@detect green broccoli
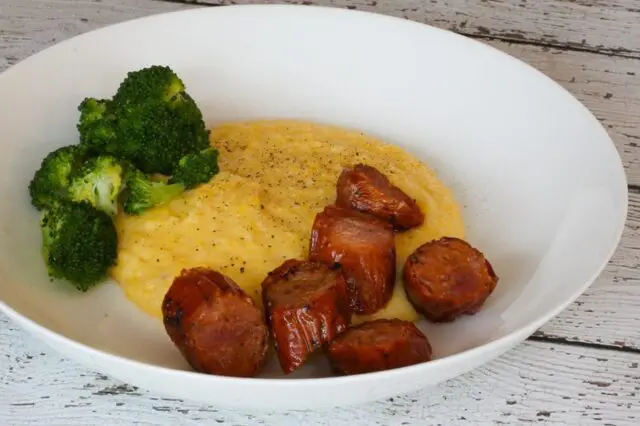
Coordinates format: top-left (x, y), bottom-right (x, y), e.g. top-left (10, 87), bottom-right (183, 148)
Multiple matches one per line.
top-left (77, 98), bottom-right (119, 154)
top-left (28, 145), bottom-right (86, 210)
top-left (169, 147), bottom-right (220, 189)
top-left (40, 200), bottom-right (118, 291)
top-left (122, 166), bottom-right (185, 215)
top-left (113, 65), bottom-right (187, 107)
top-left (78, 65), bottom-right (210, 175)
top-left (68, 156), bottom-right (125, 216)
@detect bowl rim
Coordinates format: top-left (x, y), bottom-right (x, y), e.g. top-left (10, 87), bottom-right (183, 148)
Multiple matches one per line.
top-left (0, 4), bottom-right (630, 386)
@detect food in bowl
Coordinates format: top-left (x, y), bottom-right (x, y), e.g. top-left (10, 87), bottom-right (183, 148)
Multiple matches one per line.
top-left (336, 164), bottom-right (425, 230)
top-left (26, 65), bottom-right (498, 379)
top-left (261, 259), bottom-right (352, 374)
top-left (403, 237), bottom-right (499, 322)
top-left (113, 118), bottom-right (466, 324)
top-left (326, 318), bottom-right (433, 375)
top-left (310, 204), bottom-right (396, 315)
top-left (28, 65), bottom-right (220, 290)
top-left (162, 267), bottom-right (269, 377)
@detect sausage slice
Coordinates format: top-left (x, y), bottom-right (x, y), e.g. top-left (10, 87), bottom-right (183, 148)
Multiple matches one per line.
top-left (336, 164), bottom-right (424, 230)
top-left (162, 267), bottom-right (269, 377)
top-left (261, 259), bottom-right (351, 374)
top-left (326, 319), bottom-right (432, 375)
top-left (309, 205), bottom-right (395, 315)
top-left (403, 237), bottom-right (498, 322)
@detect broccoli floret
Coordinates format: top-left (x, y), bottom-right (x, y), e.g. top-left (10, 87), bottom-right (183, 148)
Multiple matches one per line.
top-left (40, 200), bottom-right (118, 291)
top-left (68, 156), bottom-right (125, 216)
top-left (78, 66), bottom-right (210, 175)
top-left (77, 98), bottom-right (119, 154)
top-left (169, 148), bottom-right (220, 189)
top-left (123, 166), bottom-right (185, 215)
top-left (28, 145), bottom-right (86, 210)
top-left (113, 65), bottom-right (187, 107)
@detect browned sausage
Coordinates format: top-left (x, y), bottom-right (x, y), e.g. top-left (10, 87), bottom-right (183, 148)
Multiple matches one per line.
top-left (326, 319), bottom-right (432, 375)
top-left (336, 164), bottom-right (424, 230)
top-left (309, 204), bottom-right (395, 315)
top-left (403, 237), bottom-right (498, 323)
top-left (162, 267), bottom-right (269, 377)
top-left (261, 259), bottom-right (351, 374)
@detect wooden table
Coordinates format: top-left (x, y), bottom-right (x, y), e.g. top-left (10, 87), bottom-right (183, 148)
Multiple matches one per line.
top-left (1, 1), bottom-right (639, 424)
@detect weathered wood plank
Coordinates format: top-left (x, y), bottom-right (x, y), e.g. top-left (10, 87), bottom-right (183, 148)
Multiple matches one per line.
top-left (0, 0), bottom-right (194, 70)
top-left (1, 317), bottom-right (638, 425)
top-left (161, 0), bottom-right (640, 58)
top-left (2, 1), bottom-right (639, 186)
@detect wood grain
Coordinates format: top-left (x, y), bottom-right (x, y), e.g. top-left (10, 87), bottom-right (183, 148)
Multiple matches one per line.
top-left (1, 317), bottom-right (638, 425)
top-left (160, 0), bottom-right (640, 58)
top-left (0, 0), bottom-right (194, 70)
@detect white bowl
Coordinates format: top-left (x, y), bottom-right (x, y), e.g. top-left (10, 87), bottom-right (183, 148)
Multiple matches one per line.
top-left (0, 5), bottom-right (628, 410)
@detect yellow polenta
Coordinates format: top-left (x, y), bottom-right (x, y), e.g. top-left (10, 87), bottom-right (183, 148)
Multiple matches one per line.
top-left (110, 120), bottom-right (465, 323)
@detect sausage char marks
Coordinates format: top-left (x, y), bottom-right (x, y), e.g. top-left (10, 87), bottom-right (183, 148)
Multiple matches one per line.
top-left (336, 164), bottom-right (424, 231)
top-left (326, 318), bottom-right (432, 375)
top-left (261, 259), bottom-right (351, 374)
top-left (162, 267), bottom-right (269, 377)
top-left (309, 204), bottom-right (396, 315)
top-left (403, 237), bottom-right (498, 323)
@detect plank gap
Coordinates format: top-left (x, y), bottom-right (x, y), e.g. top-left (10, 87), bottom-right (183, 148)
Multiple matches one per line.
top-left (529, 334), bottom-right (640, 355)
top-left (152, 0), bottom-right (223, 6)
top-left (461, 32), bottom-right (640, 60)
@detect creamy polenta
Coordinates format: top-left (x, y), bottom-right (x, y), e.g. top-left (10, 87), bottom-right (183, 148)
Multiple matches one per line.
top-left (110, 120), bottom-right (465, 323)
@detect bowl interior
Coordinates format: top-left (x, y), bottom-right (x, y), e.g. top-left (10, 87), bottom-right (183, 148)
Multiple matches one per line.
top-left (0, 6), bottom-right (627, 378)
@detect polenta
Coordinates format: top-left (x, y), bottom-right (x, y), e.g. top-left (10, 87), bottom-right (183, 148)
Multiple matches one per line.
top-left (110, 120), bottom-right (465, 323)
